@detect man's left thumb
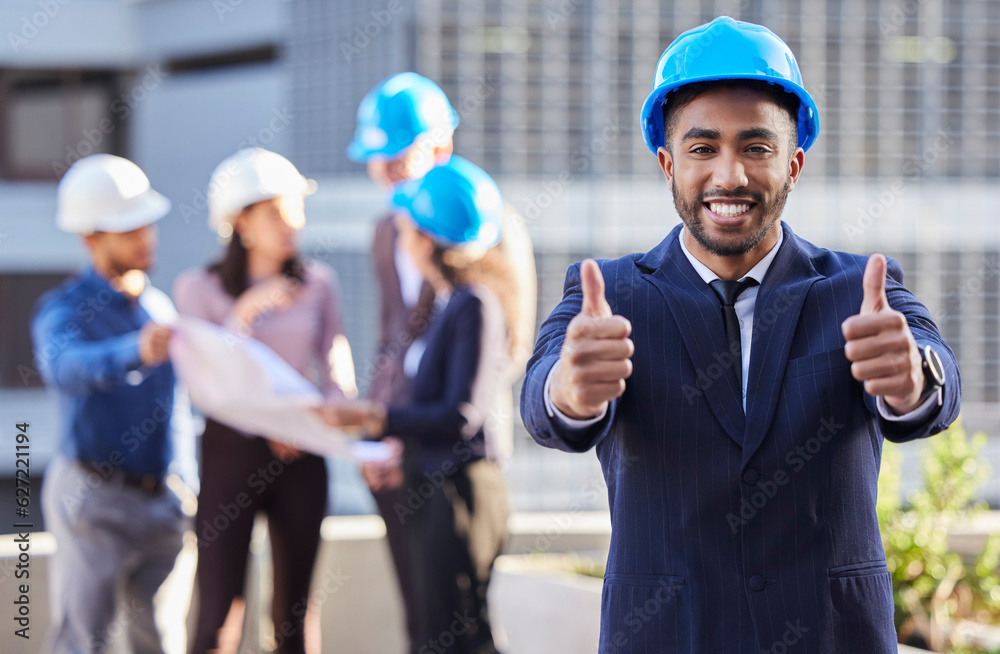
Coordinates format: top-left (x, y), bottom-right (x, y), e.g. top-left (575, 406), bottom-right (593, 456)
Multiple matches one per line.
top-left (861, 253), bottom-right (888, 314)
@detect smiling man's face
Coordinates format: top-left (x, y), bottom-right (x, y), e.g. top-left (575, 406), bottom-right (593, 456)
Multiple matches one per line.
top-left (658, 85), bottom-right (804, 271)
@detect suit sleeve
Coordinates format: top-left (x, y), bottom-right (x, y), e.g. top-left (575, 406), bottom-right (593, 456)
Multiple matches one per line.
top-left (870, 257), bottom-right (961, 443)
top-left (519, 261), bottom-right (618, 453)
top-left (384, 293), bottom-right (493, 444)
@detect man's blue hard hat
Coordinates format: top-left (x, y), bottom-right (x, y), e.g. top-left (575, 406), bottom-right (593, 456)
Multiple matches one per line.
top-left (389, 156), bottom-right (503, 250)
top-left (640, 16), bottom-right (820, 154)
top-left (348, 72), bottom-right (460, 162)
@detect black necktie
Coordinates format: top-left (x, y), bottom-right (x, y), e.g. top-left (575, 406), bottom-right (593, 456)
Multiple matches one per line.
top-left (709, 277), bottom-right (760, 397)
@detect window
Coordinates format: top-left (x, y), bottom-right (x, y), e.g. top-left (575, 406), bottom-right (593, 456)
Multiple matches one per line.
top-left (0, 273), bottom-right (72, 388)
top-left (0, 70), bottom-right (125, 181)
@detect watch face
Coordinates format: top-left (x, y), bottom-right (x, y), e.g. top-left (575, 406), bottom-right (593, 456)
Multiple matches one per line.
top-left (924, 345), bottom-right (946, 386)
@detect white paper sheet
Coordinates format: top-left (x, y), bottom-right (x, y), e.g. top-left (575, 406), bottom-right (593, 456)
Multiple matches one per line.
top-left (169, 316), bottom-right (392, 462)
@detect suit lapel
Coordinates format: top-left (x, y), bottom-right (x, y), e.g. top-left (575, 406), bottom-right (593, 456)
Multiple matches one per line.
top-left (635, 222), bottom-right (824, 453)
top-left (740, 222), bottom-right (824, 465)
top-left (637, 224), bottom-right (747, 446)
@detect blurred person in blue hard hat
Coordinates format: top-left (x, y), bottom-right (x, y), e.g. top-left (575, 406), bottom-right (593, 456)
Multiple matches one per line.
top-left (347, 71), bottom-right (535, 650)
top-left (32, 154), bottom-right (193, 654)
top-left (316, 157), bottom-right (512, 654)
top-left (173, 147), bottom-right (356, 654)
top-left (519, 16), bottom-right (960, 652)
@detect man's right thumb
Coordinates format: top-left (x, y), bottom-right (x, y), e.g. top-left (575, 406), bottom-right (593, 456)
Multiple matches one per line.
top-left (580, 259), bottom-right (612, 318)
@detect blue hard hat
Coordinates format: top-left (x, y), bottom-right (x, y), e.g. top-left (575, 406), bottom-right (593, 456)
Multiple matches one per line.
top-left (347, 72), bottom-right (460, 162)
top-left (389, 156), bottom-right (503, 250)
top-left (640, 16), bottom-right (820, 154)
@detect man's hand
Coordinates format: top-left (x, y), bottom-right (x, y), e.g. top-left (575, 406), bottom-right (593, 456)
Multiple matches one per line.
top-left (550, 259), bottom-right (634, 420)
top-left (138, 322), bottom-right (172, 366)
top-left (312, 401), bottom-right (387, 437)
top-left (267, 440), bottom-right (303, 462)
top-left (841, 253), bottom-right (925, 414)
top-left (361, 436), bottom-right (404, 492)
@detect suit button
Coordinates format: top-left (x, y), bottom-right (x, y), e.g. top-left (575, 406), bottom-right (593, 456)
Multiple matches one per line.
top-left (742, 468), bottom-right (759, 485)
top-left (749, 575), bottom-right (766, 592)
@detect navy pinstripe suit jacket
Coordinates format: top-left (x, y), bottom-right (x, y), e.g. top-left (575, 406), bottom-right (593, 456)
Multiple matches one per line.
top-left (520, 221), bottom-right (961, 653)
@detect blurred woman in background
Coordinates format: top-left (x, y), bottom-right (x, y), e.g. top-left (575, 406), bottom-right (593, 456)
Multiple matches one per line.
top-left (174, 147), bottom-right (355, 654)
top-left (316, 156), bottom-right (513, 654)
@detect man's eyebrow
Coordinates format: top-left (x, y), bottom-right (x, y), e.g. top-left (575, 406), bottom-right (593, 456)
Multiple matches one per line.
top-left (680, 127), bottom-right (721, 142)
top-left (736, 127), bottom-right (780, 142)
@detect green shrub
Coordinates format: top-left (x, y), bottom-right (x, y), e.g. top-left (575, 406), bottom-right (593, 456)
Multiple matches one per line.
top-left (879, 419), bottom-right (1000, 652)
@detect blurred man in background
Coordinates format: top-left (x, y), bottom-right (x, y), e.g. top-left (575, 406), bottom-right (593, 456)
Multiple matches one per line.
top-left (348, 72), bottom-right (536, 651)
top-left (33, 154), bottom-right (190, 654)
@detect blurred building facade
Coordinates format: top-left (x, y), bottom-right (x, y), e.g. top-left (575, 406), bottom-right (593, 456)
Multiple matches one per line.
top-left (1, 0), bottom-right (999, 504)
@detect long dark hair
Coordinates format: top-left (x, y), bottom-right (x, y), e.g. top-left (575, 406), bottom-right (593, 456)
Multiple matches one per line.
top-left (431, 242), bottom-right (522, 359)
top-left (208, 228), bottom-right (305, 298)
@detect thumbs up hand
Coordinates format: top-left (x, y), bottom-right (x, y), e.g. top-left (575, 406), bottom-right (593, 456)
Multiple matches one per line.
top-left (841, 254), bottom-right (925, 414)
top-left (550, 259), bottom-right (635, 420)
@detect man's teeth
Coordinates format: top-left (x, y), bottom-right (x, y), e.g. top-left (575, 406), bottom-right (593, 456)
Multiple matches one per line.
top-left (709, 202), bottom-right (750, 217)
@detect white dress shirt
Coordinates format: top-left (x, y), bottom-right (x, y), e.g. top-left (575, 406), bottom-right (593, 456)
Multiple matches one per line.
top-left (544, 227), bottom-right (939, 427)
top-left (395, 242), bottom-right (425, 309)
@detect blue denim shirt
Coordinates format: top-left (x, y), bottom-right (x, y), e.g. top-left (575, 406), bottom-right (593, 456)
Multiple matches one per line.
top-left (31, 267), bottom-right (175, 476)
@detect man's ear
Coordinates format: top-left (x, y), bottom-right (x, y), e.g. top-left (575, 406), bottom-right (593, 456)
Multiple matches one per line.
top-left (82, 233), bottom-right (99, 253)
top-left (787, 147), bottom-right (805, 191)
top-left (657, 146), bottom-right (674, 187)
top-left (416, 229), bottom-right (436, 255)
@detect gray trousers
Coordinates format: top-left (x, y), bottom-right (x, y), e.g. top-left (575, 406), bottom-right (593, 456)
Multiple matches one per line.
top-left (41, 456), bottom-right (188, 654)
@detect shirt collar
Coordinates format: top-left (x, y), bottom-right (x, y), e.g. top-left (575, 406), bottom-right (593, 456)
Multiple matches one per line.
top-left (434, 286), bottom-right (453, 311)
top-left (78, 266), bottom-right (133, 307)
top-left (678, 224), bottom-right (784, 285)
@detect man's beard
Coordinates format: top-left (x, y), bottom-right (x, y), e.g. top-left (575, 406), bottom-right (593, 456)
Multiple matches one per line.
top-left (107, 253), bottom-right (150, 276)
top-left (672, 178), bottom-right (790, 257)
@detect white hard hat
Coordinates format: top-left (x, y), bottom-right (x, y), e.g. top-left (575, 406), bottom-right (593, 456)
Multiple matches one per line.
top-left (57, 154), bottom-right (171, 235)
top-left (207, 147), bottom-right (317, 237)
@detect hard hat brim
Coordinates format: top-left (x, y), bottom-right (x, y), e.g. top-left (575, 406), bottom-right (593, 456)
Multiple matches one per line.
top-left (346, 138), bottom-right (409, 164)
top-left (207, 175), bottom-right (317, 234)
top-left (387, 157), bottom-right (503, 251)
top-left (347, 102), bottom-right (460, 164)
top-left (640, 74), bottom-right (820, 154)
top-left (63, 188), bottom-right (171, 234)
